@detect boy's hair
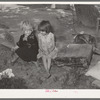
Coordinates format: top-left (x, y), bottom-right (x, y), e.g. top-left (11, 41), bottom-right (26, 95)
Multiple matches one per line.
top-left (20, 20), bottom-right (34, 31)
top-left (38, 20), bottom-right (54, 34)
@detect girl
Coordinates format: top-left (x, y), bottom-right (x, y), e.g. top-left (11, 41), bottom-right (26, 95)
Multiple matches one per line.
top-left (37, 20), bottom-right (58, 78)
top-left (10, 20), bottom-right (39, 68)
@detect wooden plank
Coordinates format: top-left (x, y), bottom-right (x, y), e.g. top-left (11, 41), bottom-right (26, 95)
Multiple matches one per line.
top-left (55, 44), bottom-right (93, 68)
top-left (63, 44), bottom-right (93, 57)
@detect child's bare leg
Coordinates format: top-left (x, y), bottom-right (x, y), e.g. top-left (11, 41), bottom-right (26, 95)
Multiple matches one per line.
top-left (42, 56), bottom-right (48, 72)
top-left (34, 61), bottom-right (38, 66)
top-left (33, 61), bottom-right (40, 70)
top-left (11, 53), bottom-right (19, 63)
top-left (47, 57), bottom-right (51, 74)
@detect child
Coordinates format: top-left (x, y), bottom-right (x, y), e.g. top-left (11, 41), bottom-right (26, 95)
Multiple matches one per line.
top-left (10, 20), bottom-right (39, 68)
top-left (37, 20), bottom-right (58, 78)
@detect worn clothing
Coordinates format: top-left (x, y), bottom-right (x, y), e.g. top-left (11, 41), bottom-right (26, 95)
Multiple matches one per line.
top-left (15, 31), bottom-right (39, 62)
top-left (37, 32), bottom-right (58, 59)
top-left (38, 32), bottom-right (54, 51)
top-left (37, 47), bottom-right (58, 59)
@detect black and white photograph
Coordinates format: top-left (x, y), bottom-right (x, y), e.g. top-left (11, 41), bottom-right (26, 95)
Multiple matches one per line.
top-left (0, 2), bottom-right (100, 92)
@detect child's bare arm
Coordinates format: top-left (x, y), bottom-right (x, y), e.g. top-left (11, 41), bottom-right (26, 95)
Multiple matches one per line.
top-left (37, 34), bottom-right (46, 54)
top-left (48, 35), bottom-right (55, 54)
top-left (39, 39), bottom-right (43, 51)
top-left (39, 38), bottom-right (48, 55)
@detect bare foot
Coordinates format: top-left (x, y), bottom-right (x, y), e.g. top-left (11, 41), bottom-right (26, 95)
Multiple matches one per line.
top-left (45, 72), bottom-right (51, 79)
top-left (40, 74), bottom-right (51, 81)
top-left (8, 56), bottom-right (19, 66)
top-left (32, 61), bottom-right (41, 71)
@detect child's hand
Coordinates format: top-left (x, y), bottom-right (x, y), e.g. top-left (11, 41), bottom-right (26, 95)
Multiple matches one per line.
top-left (44, 50), bottom-right (49, 55)
top-left (42, 51), bottom-right (47, 55)
top-left (40, 49), bottom-right (48, 55)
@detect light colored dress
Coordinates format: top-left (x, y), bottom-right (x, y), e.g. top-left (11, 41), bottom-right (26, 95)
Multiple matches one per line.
top-left (37, 32), bottom-right (58, 59)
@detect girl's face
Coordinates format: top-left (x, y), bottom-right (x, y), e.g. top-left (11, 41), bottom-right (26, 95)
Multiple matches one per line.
top-left (40, 31), bottom-right (47, 36)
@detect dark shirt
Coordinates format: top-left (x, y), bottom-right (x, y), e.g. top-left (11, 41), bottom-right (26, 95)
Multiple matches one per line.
top-left (17, 31), bottom-right (38, 49)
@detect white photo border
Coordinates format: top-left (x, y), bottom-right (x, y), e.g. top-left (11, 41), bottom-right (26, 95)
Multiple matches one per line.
top-left (0, 1), bottom-right (100, 98)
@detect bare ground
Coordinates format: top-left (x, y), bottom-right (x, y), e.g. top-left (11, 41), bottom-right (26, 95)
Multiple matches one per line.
top-left (0, 5), bottom-right (100, 89)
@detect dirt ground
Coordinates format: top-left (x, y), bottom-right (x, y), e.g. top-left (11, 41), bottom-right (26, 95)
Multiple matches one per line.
top-left (0, 4), bottom-right (100, 89)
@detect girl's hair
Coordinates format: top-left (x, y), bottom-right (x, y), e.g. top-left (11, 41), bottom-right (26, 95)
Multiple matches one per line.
top-left (20, 20), bottom-right (35, 32)
top-left (38, 20), bottom-right (54, 34)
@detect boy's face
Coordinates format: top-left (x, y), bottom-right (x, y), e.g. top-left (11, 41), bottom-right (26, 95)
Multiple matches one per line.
top-left (24, 29), bottom-right (32, 36)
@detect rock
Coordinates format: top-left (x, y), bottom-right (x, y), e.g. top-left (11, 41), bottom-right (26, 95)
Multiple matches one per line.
top-left (92, 80), bottom-right (100, 87)
top-left (51, 4), bottom-right (56, 9)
